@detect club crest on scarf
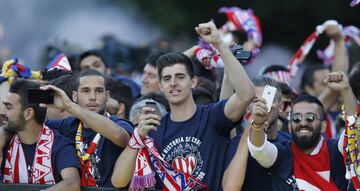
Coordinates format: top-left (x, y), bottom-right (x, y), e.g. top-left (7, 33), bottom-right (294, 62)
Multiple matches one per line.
top-left (162, 137), bottom-right (204, 180)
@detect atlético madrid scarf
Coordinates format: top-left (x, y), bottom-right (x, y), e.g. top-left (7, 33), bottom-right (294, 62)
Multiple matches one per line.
top-left (128, 128), bottom-right (207, 191)
top-left (194, 7), bottom-right (262, 70)
top-left (288, 20), bottom-right (360, 77)
top-left (3, 125), bottom-right (55, 184)
top-left (291, 139), bottom-right (339, 191)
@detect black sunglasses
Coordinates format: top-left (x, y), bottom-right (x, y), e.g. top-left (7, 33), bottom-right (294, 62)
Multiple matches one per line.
top-left (291, 113), bottom-right (321, 123)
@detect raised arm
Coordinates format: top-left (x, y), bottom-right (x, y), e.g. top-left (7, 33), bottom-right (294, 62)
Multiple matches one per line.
top-left (195, 22), bottom-right (255, 122)
top-left (318, 24), bottom-right (349, 112)
top-left (222, 127), bottom-right (249, 191)
top-left (247, 97), bottom-right (278, 168)
top-left (323, 72), bottom-right (357, 115)
top-left (40, 85), bottom-right (130, 147)
top-left (325, 25), bottom-right (349, 74)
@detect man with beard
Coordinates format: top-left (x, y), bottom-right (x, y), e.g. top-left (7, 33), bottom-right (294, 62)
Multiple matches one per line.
top-left (0, 69), bottom-right (133, 188)
top-left (223, 76), bottom-right (291, 191)
top-left (0, 79), bottom-right (80, 190)
top-left (248, 71), bottom-right (358, 190)
top-left (43, 69), bottom-right (133, 188)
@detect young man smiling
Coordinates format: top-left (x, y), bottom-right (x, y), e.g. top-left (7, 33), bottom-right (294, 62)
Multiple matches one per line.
top-left (112, 21), bottom-right (255, 190)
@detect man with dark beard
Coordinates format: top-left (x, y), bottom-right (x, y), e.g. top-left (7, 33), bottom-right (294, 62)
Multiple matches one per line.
top-left (0, 69), bottom-right (133, 188)
top-left (0, 79), bottom-right (80, 190)
top-left (248, 71), bottom-right (358, 190)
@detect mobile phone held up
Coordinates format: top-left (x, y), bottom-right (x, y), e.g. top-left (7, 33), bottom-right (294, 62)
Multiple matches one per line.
top-left (230, 45), bottom-right (252, 61)
top-left (144, 101), bottom-right (160, 116)
top-left (27, 88), bottom-right (54, 104)
top-left (262, 85), bottom-right (276, 112)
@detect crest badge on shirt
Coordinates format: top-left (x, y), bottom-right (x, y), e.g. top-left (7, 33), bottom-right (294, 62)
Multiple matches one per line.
top-left (161, 136), bottom-right (205, 180)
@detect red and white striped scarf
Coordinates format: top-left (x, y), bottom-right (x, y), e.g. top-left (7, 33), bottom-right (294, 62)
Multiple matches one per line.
top-left (3, 125), bottom-right (55, 184)
top-left (128, 128), bottom-right (208, 191)
top-left (263, 70), bottom-right (292, 85)
top-left (194, 7), bottom-right (262, 70)
top-left (288, 20), bottom-right (360, 77)
top-left (291, 138), bottom-right (340, 191)
top-left (317, 26), bottom-right (360, 66)
top-left (218, 7), bottom-right (263, 48)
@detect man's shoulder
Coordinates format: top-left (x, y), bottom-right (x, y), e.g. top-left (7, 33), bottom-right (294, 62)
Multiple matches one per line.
top-left (46, 116), bottom-right (79, 128)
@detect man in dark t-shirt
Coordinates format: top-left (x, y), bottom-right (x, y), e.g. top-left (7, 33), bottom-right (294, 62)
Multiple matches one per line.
top-left (223, 76), bottom-right (292, 191)
top-left (249, 72), bottom-right (358, 190)
top-left (112, 21), bottom-right (255, 190)
top-left (43, 69), bottom-right (133, 187)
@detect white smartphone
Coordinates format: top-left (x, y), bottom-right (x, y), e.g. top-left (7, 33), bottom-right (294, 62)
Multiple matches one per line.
top-left (262, 85), bottom-right (277, 112)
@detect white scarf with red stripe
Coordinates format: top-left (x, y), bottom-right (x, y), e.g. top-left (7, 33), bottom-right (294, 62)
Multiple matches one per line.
top-left (128, 128), bottom-right (207, 191)
top-left (288, 20), bottom-right (360, 77)
top-left (3, 125), bottom-right (55, 184)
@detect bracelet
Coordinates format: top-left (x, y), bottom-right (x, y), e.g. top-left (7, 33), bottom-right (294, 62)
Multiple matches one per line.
top-left (250, 119), bottom-right (264, 131)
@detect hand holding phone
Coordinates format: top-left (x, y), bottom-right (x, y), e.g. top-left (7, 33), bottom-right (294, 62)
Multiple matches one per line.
top-left (262, 85), bottom-right (276, 112)
top-left (27, 88), bottom-right (54, 104)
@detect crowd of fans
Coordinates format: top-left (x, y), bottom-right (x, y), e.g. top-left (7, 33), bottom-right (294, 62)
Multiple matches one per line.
top-left (0, 4), bottom-right (359, 191)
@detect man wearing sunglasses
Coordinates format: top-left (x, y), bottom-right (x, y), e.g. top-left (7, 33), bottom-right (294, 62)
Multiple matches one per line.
top-left (248, 71), bottom-right (358, 190)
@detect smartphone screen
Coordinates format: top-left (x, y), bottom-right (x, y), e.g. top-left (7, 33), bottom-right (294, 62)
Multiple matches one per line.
top-left (27, 88), bottom-right (54, 104)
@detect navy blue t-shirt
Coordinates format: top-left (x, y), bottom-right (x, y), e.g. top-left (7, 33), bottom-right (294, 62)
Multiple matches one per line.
top-left (269, 139), bottom-right (348, 191)
top-left (149, 100), bottom-right (235, 191)
top-left (1, 130), bottom-right (80, 183)
top-left (225, 130), bottom-right (291, 191)
top-left (46, 115), bottom-right (133, 187)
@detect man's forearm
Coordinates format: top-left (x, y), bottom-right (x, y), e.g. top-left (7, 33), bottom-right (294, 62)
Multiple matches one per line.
top-left (249, 124), bottom-right (266, 147)
top-left (111, 147), bottom-right (138, 188)
top-left (46, 167), bottom-right (80, 191)
top-left (340, 87), bottom-right (357, 115)
top-left (332, 38), bottom-right (348, 74)
top-left (45, 179), bottom-right (80, 191)
top-left (67, 103), bottom-right (130, 147)
top-left (247, 136), bottom-right (278, 168)
top-left (222, 128), bottom-right (249, 191)
top-left (219, 71), bottom-right (234, 100)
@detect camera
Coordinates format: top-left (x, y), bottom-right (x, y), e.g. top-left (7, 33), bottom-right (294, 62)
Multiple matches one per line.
top-left (230, 45), bottom-right (252, 61)
top-left (27, 88), bottom-right (54, 104)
